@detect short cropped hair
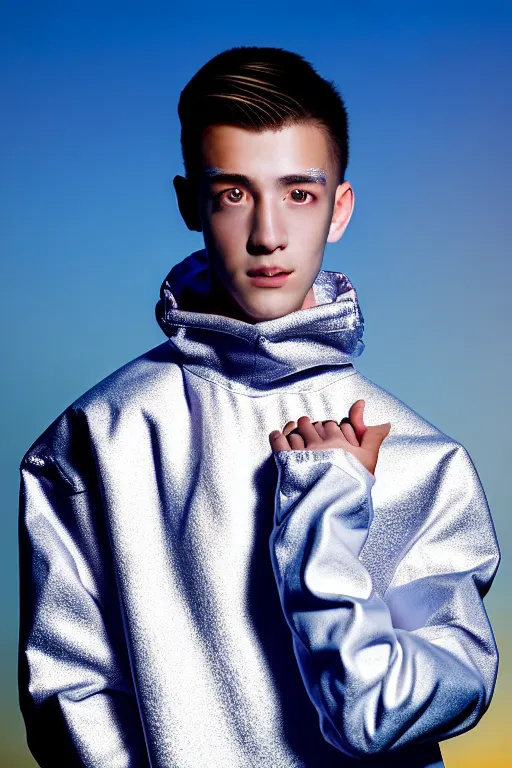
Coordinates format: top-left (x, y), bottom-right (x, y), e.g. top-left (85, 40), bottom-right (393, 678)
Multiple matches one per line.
top-left (177, 46), bottom-right (349, 186)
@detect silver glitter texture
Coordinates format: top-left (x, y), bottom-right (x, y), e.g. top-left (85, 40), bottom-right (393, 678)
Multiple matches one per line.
top-left (18, 248), bottom-right (499, 767)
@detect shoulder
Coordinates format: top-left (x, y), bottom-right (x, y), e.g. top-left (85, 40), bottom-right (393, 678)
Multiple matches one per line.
top-left (73, 340), bottom-right (181, 414)
top-left (20, 340), bottom-right (180, 489)
top-left (349, 371), bottom-right (499, 592)
top-left (349, 369), bottom-right (496, 547)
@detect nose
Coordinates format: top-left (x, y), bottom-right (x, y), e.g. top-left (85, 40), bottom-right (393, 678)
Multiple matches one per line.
top-left (247, 196), bottom-right (288, 254)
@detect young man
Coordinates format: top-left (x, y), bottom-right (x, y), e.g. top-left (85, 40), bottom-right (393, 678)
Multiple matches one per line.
top-left (18, 47), bottom-right (499, 768)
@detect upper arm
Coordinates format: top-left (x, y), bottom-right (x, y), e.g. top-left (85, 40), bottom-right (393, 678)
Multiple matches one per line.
top-left (18, 438), bottom-right (148, 767)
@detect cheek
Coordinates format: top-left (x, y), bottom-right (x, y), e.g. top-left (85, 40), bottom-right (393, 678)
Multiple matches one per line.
top-left (288, 202), bottom-right (332, 241)
top-left (207, 209), bottom-right (248, 248)
top-left (203, 215), bottom-right (249, 279)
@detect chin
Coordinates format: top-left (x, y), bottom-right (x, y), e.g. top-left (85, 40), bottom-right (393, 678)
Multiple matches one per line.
top-left (241, 298), bottom-right (306, 323)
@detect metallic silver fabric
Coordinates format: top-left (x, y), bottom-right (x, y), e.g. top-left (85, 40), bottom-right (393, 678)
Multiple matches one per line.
top-left (19, 248), bottom-right (499, 767)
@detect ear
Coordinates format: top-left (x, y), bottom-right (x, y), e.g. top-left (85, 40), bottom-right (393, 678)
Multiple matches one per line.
top-left (173, 175), bottom-right (203, 232)
top-left (327, 181), bottom-right (354, 243)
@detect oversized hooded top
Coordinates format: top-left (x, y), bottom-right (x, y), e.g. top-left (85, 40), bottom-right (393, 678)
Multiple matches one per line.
top-left (18, 248), bottom-right (500, 768)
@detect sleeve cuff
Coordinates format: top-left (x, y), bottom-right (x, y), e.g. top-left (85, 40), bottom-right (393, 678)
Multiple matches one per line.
top-left (272, 448), bottom-right (375, 527)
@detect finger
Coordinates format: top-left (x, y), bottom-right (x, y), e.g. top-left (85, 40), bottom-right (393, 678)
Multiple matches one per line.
top-left (282, 420), bottom-right (297, 437)
top-left (347, 400), bottom-right (368, 443)
top-left (312, 421), bottom-right (327, 439)
top-left (360, 422), bottom-right (392, 453)
top-left (323, 419), bottom-right (344, 440)
top-left (340, 421), bottom-right (359, 446)
top-left (296, 416), bottom-right (321, 447)
top-left (288, 432), bottom-right (305, 450)
top-left (268, 430), bottom-right (290, 453)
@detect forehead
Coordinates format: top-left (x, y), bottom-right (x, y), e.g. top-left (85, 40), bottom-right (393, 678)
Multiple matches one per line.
top-left (199, 122), bottom-right (334, 179)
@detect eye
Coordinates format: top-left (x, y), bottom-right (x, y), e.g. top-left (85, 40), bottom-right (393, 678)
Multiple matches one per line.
top-left (224, 188), bottom-right (244, 203)
top-left (290, 189), bottom-right (314, 203)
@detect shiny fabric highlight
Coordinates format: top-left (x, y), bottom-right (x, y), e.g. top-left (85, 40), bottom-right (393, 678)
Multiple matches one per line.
top-left (19, 249), bottom-right (499, 767)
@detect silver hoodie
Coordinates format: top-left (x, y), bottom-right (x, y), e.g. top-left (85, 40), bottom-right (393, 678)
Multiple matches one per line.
top-left (19, 248), bottom-right (500, 768)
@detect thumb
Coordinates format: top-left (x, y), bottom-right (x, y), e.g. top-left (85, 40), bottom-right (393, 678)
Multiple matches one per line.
top-left (360, 422), bottom-right (391, 453)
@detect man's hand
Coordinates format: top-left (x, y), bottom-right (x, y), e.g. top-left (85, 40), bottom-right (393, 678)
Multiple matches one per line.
top-left (268, 400), bottom-right (391, 477)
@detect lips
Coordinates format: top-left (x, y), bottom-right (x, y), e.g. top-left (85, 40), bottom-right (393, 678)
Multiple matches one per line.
top-left (246, 266), bottom-right (293, 277)
top-left (247, 271), bottom-right (292, 288)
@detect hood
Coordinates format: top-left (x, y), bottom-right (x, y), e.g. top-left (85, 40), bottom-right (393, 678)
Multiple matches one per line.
top-left (155, 248), bottom-right (365, 395)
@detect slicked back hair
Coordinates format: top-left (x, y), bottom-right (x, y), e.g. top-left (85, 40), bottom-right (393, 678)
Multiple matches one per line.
top-left (177, 46), bottom-right (349, 187)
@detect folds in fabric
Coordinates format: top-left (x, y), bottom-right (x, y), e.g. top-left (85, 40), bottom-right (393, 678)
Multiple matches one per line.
top-left (269, 446), bottom-right (499, 762)
top-left (18, 445), bottom-right (150, 768)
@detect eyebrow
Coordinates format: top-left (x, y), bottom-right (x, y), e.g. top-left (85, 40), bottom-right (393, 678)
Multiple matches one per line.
top-left (202, 166), bottom-right (327, 187)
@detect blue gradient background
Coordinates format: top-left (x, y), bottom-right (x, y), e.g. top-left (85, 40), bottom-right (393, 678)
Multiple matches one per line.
top-left (2, 2), bottom-right (510, 765)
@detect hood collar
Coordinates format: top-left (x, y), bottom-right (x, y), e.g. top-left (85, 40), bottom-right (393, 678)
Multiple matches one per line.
top-left (155, 249), bottom-right (364, 395)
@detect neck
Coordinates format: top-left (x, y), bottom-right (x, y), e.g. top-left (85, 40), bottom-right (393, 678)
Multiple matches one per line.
top-left (301, 286), bottom-right (317, 310)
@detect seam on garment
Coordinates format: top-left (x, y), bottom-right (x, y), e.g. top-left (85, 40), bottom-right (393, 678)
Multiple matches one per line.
top-left (179, 363), bottom-right (360, 398)
top-left (168, 325), bottom-right (256, 344)
top-left (250, 335), bottom-right (259, 388)
top-left (53, 456), bottom-right (90, 495)
top-left (31, 451), bottom-right (89, 496)
top-left (165, 323), bottom-right (361, 342)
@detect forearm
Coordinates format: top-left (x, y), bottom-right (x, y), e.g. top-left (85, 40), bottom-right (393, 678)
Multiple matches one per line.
top-left (269, 448), bottom-right (497, 759)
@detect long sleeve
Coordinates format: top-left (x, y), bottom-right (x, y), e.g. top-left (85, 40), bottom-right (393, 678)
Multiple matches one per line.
top-left (18, 447), bottom-right (150, 768)
top-left (269, 445), bottom-right (500, 761)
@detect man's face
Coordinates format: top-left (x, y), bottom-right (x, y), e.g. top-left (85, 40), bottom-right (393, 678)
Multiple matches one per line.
top-left (178, 121), bottom-right (353, 323)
